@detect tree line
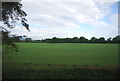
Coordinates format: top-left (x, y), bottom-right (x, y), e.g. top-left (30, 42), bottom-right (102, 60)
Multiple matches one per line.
top-left (14, 35), bottom-right (120, 43)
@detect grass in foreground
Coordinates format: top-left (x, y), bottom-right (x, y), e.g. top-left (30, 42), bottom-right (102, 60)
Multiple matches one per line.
top-left (3, 62), bottom-right (118, 79)
top-left (3, 43), bottom-right (119, 79)
top-left (4, 43), bottom-right (118, 66)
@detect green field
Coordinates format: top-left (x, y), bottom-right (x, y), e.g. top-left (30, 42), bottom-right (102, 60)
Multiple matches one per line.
top-left (4, 43), bottom-right (118, 66)
top-left (3, 43), bottom-right (118, 79)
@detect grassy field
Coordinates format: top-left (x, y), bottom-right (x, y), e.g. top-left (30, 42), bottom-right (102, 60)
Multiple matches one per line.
top-left (3, 43), bottom-right (118, 79)
top-left (4, 43), bottom-right (118, 66)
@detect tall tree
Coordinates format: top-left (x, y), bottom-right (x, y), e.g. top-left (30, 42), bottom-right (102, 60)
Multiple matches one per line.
top-left (1, 2), bottom-right (29, 30)
top-left (1, 1), bottom-right (29, 53)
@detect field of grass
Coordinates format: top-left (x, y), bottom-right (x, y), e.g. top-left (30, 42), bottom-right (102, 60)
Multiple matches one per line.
top-left (4, 43), bottom-right (118, 66)
top-left (3, 43), bottom-right (118, 79)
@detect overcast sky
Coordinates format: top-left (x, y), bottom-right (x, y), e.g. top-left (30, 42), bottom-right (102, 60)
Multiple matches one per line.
top-left (10, 0), bottom-right (119, 40)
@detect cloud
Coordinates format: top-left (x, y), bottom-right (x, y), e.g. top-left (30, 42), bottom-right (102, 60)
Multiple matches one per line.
top-left (10, 26), bottom-right (83, 40)
top-left (110, 14), bottom-right (118, 28)
top-left (10, 0), bottom-right (119, 39)
top-left (22, 0), bottom-right (118, 27)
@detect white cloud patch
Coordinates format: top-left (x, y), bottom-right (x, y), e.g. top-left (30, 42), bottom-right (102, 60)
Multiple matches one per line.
top-left (10, 26), bottom-right (83, 40)
top-left (110, 14), bottom-right (118, 28)
top-left (10, 0), bottom-right (119, 39)
top-left (23, 2), bottom-right (101, 26)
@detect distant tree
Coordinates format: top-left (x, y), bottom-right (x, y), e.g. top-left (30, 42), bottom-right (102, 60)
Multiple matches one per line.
top-left (25, 38), bottom-right (32, 42)
top-left (65, 38), bottom-right (72, 43)
top-left (35, 40), bottom-right (41, 43)
top-left (51, 37), bottom-right (58, 43)
top-left (90, 37), bottom-right (97, 43)
top-left (73, 37), bottom-right (79, 40)
top-left (107, 37), bottom-right (112, 43)
top-left (112, 35), bottom-right (120, 43)
top-left (41, 36), bottom-right (120, 43)
top-left (72, 37), bottom-right (79, 43)
top-left (97, 37), bottom-right (106, 43)
top-left (59, 38), bottom-right (65, 43)
top-left (79, 36), bottom-right (88, 43)
top-left (46, 39), bottom-right (52, 43)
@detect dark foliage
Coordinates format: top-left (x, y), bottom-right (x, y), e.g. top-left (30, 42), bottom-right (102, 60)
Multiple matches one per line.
top-left (1, 2), bottom-right (29, 53)
top-left (2, 67), bottom-right (118, 79)
top-left (1, 29), bottom-right (18, 52)
top-left (2, 2), bottom-right (29, 30)
top-left (36, 36), bottom-right (120, 43)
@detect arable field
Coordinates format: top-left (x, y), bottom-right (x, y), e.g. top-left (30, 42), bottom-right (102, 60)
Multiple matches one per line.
top-left (3, 43), bottom-right (119, 79)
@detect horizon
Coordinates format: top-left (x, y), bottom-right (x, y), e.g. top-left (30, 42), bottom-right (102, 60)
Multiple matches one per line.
top-left (20, 35), bottom-right (119, 41)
